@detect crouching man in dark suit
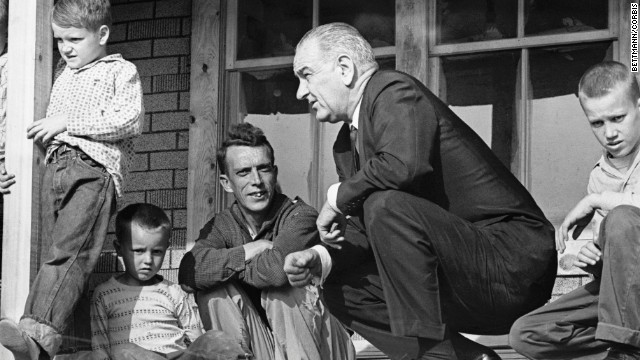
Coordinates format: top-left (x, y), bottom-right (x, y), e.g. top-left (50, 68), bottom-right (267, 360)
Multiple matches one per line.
top-left (283, 22), bottom-right (558, 360)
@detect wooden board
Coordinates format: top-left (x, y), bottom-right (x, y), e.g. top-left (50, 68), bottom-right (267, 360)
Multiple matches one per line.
top-left (395, 0), bottom-right (429, 84)
top-left (1, 0), bottom-right (52, 358)
top-left (187, 0), bottom-right (222, 248)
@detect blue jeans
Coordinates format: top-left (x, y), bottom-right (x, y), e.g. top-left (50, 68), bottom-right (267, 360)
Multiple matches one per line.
top-left (19, 145), bottom-right (115, 357)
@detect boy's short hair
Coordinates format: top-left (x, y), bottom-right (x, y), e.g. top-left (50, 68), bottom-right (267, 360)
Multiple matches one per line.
top-left (115, 203), bottom-right (171, 243)
top-left (578, 61), bottom-right (640, 102)
top-left (52, 0), bottom-right (112, 32)
top-left (216, 122), bottom-right (275, 175)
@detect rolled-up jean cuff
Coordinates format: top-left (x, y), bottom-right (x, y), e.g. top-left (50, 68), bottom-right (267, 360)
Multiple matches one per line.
top-left (19, 316), bottom-right (63, 358)
top-left (596, 322), bottom-right (640, 348)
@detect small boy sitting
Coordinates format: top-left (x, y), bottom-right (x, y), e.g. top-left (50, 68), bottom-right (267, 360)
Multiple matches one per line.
top-left (0, 0), bottom-right (143, 359)
top-left (91, 203), bottom-right (208, 359)
top-left (509, 61), bottom-right (640, 360)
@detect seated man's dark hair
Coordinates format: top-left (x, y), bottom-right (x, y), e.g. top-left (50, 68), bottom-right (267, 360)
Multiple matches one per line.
top-left (579, 61), bottom-right (640, 102)
top-left (216, 122), bottom-right (275, 175)
top-left (115, 203), bottom-right (171, 243)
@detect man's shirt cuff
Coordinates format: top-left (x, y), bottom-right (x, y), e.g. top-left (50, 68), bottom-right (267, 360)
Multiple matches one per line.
top-left (311, 244), bottom-right (332, 285)
top-left (327, 182), bottom-right (342, 213)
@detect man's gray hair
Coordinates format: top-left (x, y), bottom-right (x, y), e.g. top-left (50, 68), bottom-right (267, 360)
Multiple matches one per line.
top-left (297, 22), bottom-right (378, 73)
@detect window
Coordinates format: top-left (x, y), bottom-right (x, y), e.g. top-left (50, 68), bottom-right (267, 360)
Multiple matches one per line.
top-left (430, 0), bottom-right (616, 229)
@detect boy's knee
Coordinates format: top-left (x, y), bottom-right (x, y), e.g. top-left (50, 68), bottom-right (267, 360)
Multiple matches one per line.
top-left (604, 205), bottom-right (640, 228)
top-left (601, 205), bottom-right (640, 247)
top-left (508, 315), bottom-right (544, 360)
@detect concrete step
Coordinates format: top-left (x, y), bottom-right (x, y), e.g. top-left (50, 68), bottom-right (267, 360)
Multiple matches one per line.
top-left (354, 334), bottom-right (527, 360)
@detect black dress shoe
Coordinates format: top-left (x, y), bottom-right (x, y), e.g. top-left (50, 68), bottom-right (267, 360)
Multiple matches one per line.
top-left (603, 345), bottom-right (640, 360)
top-left (450, 332), bottom-right (501, 360)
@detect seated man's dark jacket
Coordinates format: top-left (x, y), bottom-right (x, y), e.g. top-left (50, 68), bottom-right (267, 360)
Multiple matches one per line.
top-left (179, 193), bottom-right (320, 314)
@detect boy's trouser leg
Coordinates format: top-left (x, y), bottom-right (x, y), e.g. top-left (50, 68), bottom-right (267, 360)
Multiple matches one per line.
top-left (20, 152), bottom-right (115, 357)
top-left (596, 205), bottom-right (640, 347)
top-left (263, 285), bottom-right (356, 360)
top-left (509, 280), bottom-right (609, 360)
top-left (196, 282), bottom-right (275, 360)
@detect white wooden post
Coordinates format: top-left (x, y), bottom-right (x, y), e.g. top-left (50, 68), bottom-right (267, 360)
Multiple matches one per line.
top-left (0, 0), bottom-right (52, 358)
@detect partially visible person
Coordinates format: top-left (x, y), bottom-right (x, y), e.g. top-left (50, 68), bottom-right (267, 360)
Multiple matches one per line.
top-left (0, 0), bottom-right (15, 195)
top-left (91, 203), bottom-right (239, 360)
top-left (0, 0), bottom-right (143, 358)
top-left (283, 23), bottom-right (557, 360)
top-left (179, 122), bottom-right (355, 360)
top-left (510, 61), bottom-right (640, 360)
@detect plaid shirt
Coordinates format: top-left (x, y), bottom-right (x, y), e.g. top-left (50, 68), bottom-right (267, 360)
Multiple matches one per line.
top-left (46, 54), bottom-right (144, 196)
top-left (0, 51), bottom-right (7, 163)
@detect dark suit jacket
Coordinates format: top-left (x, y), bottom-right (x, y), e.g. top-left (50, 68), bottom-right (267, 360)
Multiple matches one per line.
top-left (334, 70), bottom-right (550, 227)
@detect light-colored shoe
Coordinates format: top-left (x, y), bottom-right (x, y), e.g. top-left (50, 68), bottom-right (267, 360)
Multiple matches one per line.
top-left (0, 318), bottom-right (41, 360)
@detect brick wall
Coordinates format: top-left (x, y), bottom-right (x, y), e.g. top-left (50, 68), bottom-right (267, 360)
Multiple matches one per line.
top-left (89, 0), bottom-right (192, 288)
top-left (62, 0), bottom-right (193, 350)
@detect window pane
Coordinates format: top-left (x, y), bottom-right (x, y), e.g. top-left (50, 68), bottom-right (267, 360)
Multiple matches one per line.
top-left (237, 0), bottom-right (312, 60)
top-left (241, 69), bottom-right (308, 115)
top-left (436, 0), bottom-right (517, 44)
top-left (240, 69), bottom-right (314, 203)
top-left (441, 51), bottom-right (521, 169)
top-left (319, 0), bottom-right (395, 47)
top-left (528, 42), bottom-right (612, 227)
top-left (525, 0), bottom-right (608, 36)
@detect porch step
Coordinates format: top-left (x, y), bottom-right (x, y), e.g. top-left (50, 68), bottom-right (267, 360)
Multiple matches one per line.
top-left (353, 334), bottom-right (527, 360)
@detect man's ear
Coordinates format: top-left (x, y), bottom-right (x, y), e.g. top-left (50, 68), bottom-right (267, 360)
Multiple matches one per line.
top-left (219, 174), bottom-right (234, 193)
top-left (98, 25), bottom-right (110, 46)
top-left (337, 54), bottom-right (355, 86)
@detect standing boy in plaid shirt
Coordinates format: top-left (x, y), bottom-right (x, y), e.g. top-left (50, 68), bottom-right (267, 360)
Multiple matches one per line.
top-left (0, 0), bottom-right (143, 359)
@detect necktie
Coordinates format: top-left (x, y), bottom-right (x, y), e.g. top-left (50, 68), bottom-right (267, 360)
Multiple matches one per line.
top-left (350, 125), bottom-right (360, 171)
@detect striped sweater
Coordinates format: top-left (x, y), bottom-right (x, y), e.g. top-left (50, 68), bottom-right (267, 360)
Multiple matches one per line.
top-left (91, 276), bottom-right (203, 358)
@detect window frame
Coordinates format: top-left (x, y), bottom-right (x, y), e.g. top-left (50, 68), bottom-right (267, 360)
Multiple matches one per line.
top-left (426, 0), bottom-right (622, 187)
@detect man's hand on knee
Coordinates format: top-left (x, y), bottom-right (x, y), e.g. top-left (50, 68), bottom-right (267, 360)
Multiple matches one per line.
top-left (284, 249), bottom-right (322, 287)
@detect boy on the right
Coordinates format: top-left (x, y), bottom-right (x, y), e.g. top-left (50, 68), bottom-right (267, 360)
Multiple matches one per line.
top-left (509, 61), bottom-right (640, 360)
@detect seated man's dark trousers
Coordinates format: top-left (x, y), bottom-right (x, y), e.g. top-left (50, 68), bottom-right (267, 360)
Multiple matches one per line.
top-left (510, 205), bottom-right (640, 360)
top-left (324, 189), bottom-right (558, 360)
